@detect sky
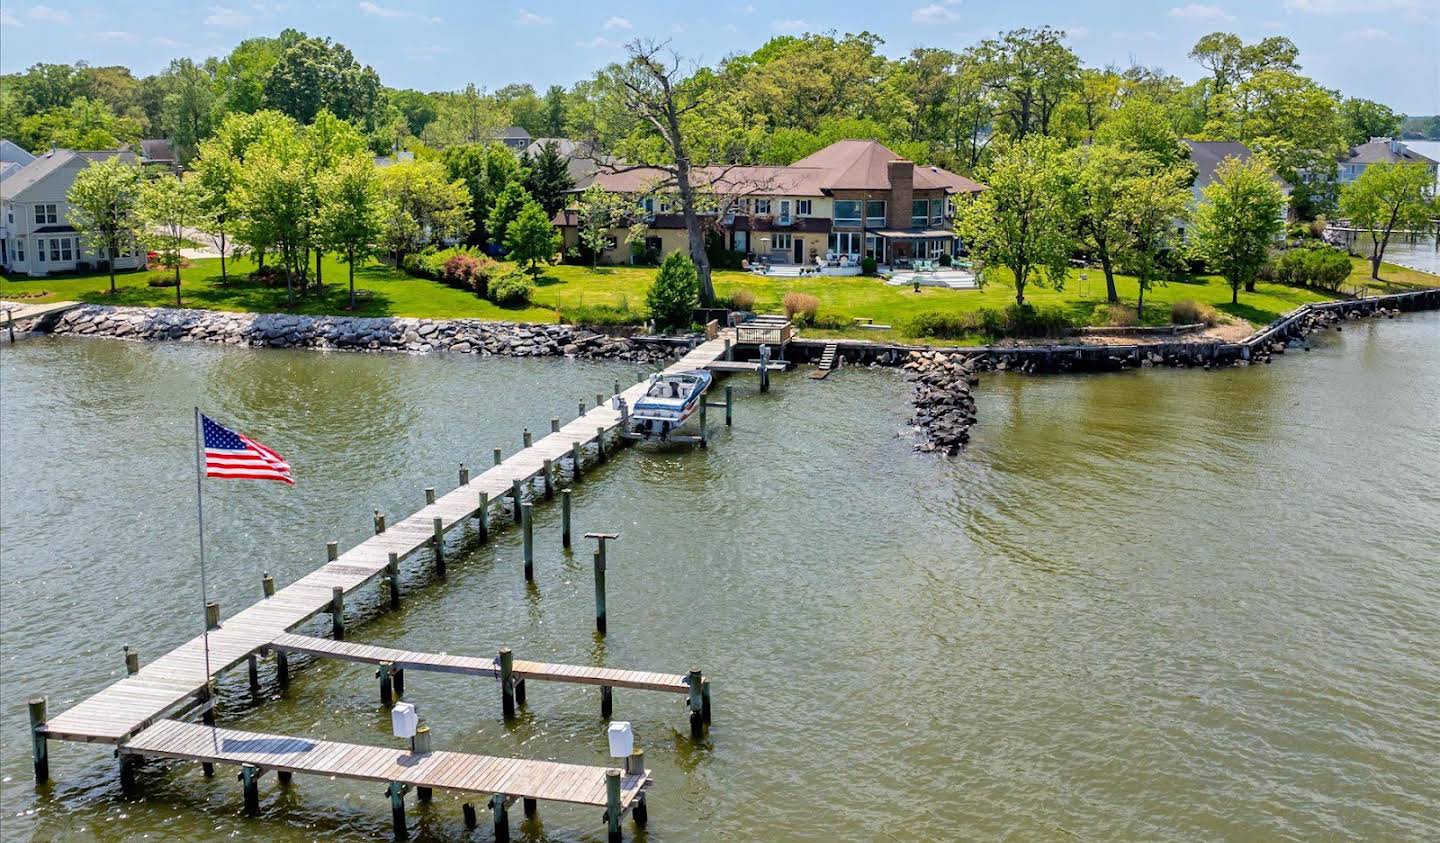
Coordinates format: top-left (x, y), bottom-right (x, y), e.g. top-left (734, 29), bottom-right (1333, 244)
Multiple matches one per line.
top-left (1, 0), bottom-right (1437, 115)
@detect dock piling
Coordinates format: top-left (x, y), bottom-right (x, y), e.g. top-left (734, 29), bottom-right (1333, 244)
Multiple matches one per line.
top-left (586, 533), bottom-right (618, 635)
top-left (759, 344), bottom-right (771, 393)
top-left (205, 601), bottom-right (220, 630)
top-left (702, 677), bottom-right (712, 724)
top-left (276, 651), bottom-right (289, 687)
top-left (498, 647), bottom-right (516, 719)
top-left (600, 685), bottom-right (613, 719)
top-left (330, 587), bottom-right (345, 640)
top-left (699, 399), bottom-right (708, 449)
top-left (239, 764), bottom-right (261, 816)
top-left (634, 792), bottom-right (648, 827)
top-left (459, 463), bottom-right (469, 485)
top-left (327, 541), bottom-right (338, 562)
top-left (424, 487), bottom-right (436, 505)
top-left (523, 796), bottom-right (538, 818)
top-left (523, 428), bottom-right (532, 449)
top-left (605, 769), bottom-right (622, 843)
top-left (491, 794), bottom-right (511, 843)
top-left (687, 668), bottom-right (705, 737)
top-left (124, 646), bottom-right (140, 675)
top-left (551, 416), bottom-right (560, 433)
top-left (561, 489), bottom-right (572, 549)
top-left (477, 492), bottom-right (489, 542)
top-left (579, 400), bottom-right (587, 418)
top-left (247, 654), bottom-right (260, 695)
top-left (521, 503), bottom-right (534, 581)
top-left (374, 511), bottom-right (386, 534)
top-left (463, 802), bottom-right (478, 829)
top-left (378, 661), bottom-right (394, 705)
top-left (511, 479), bottom-right (523, 523)
top-left (596, 393), bottom-right (605, 409)
top-left (28, 697), bottom-right (48, 785)
top-left (571, 441), bottom-right (583, 481)
top-left (432, 517), bottom-right (445, 575)
top-left (725, 386), bottom-right (733, 426)
top-left (596, 426), bottom-right (606, 461)
top-left (118, 753), bottom-right (138, 795)
top-left (388, 782), bottom-right (408, 840)
top-left (543, 459), bottom-right (554, 499)
top-left (393, 668), bottom-right (405, 698)
top-left (494, 447), bottom-right (503, 467)
top-left (262, 572), bottom-right (275, 597)
top-left (386, 552), bottom-right (401, 608)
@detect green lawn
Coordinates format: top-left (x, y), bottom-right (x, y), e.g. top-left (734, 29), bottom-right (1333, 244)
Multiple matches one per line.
top-left (4, 253), bottom-right (1431, 343)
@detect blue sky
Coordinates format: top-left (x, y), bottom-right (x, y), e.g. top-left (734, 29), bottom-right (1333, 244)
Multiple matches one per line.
top-left (1, 1), bottom-right (1437, 113)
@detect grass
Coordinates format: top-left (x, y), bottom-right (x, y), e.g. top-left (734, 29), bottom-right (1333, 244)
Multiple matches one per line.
top-left (5, 253), bottom-right (1432, 343)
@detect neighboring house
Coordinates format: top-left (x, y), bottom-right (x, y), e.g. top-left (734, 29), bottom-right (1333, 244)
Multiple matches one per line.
top-left (139, 139), bottom-right (177, 169)
top-left (493, 126), bottom-right (532, 151)
top-left (554, 139), bottom-right (985, 266)
top-left (1, 139), bottom-right (37, 183)
top-left (1179, 139), bottom-right (1292, 239)
top-left (373, 149), bottom-right (416, 168)
top-left (0, 148), bottom-right (146, 277)
top-left (1335, 137), bottom-right (1438, 184)
top-left (524, 138), bottom-right (612, 189)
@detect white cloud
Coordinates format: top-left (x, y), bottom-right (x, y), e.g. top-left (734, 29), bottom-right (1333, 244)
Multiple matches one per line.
top-left (1344, 27), bottom-right (1396, 41)
top-left (911, 1), bottom-right (961, 24)
top-left (1169, 4), bottom-right (1235, 21)
top-left (1064, 25), bottom-right (1090, 39)
top-left (577, 35), bottom-right (616, 48)
top-left (29, 5), bottom-right (72, 23)
top-left (1, 10), bottom-right (21, 26)
top-left (1284, 0), bottom-right (1421, 12)
top-left (516, 9), bottom-right (552, 25)
top-left (722, 22), bottom-right (739, 32)
top-left (603, 16), bottom-right (632, 30)
top-left (152, 36), bottom-right (190, 48)
top-left (358, 1), bottom-right (405, 17)
top-left (772, 18), bottom-right (808, 31)
top-left (91, 30), bottom-right (139, 42)
top-left (205, 5), bottom-right (254, 26)
top-left (670, 22), bottom-right (686, 34)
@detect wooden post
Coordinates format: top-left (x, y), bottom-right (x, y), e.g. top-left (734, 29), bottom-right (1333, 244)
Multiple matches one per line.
top-left (386, 552), bottom-right (401, 608)
top-left (687, 668), bottom-right (704, 738)
top-left (240, 764), bottom-right (260, 816)
top-left (262, 572), bottom-right (275, 597)
top-left (561, 489), bottom-right (572, 549)
top-left (571, 441), bottom-right (583, 480)
top-left (614, 379), bottom-right (621, 396)
top-left (542, 459), bottom-right (554, 499)
top-left (498, 647), bottom-right (515, 719)
top-left (389, 782), bottom-right (408, 840)
top-left (724, 337), bottom-right (732, 360)
top-left (596, 426), bottom-right (606, 461)
top-left (378, 661), bottom-right (394, 706)
top-left (247, 654), bottom-right (260, 695)
top-left (124, 646), bottom-right (140, 675)
top-left (759, 344), bottom-right (771, 393)
top-left (551, 416), bottom-right (560, 433)
top-left (596, 393), bottom-right (605, 409)
top-left (494, 447), bottom-right (503, 467)
top-left (463, 802), bottom-right (478, 829)
top-left (579, 400), bottom-right (587, 419)
top-left (701, 677), bottom-right (712, 724)
top-left (118, 753), bottom-right (138, 795)
top-left (699, 397), bottom-right (708, 449)
top-left (586, 533), bottom-right (618, 635)
top-left (28, 697), bottom-right (47, 785)
top-left (600, 685), bottom-right (613, 718)
top-left (523, 797), bottom-right (538, 818)
top-left (424, 487), bottom-right (436, 505)
top-left (205, 601), bottom-right (220, 630)
top-left (633, 792), bottom-right (648, 827)
top-left (330, 587), bottom-right (345, 640)
top-left (491, 794), bottom-right (510, 843)
top-left (459, 463), bottom-right (469, 485)
top-left (393, 668), bottom-right (405, 698)
top-left (277, 771), bottom-right (292, 785)
top-left (625, 749), bottom-right (645, 776)
top-left (432, 517), bottom-right (445, 576)
top-left (327, 541), bottom-right (338, 562)
top-left (605, 769), bottom-right (622, 843)
top-left (276, 651), bottom-right (289, 688)
top-left (523, 428), bottom-right (533, 449)
top-left (476, 492), bottom-right (489, 542)
top-left (511, 479), bottom-right (523, 524)
top-left (514, 675), bottom-right (526, 706)
top-left (374, 510), bottom-right (386, 534)
top-left (521, 503), bottom-right (534, 582)
top-left (725, 385), bottom-right (733, 426)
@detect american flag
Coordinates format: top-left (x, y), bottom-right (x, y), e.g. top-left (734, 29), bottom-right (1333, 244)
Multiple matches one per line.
top-left (201, 414), bottom-right (294, 485)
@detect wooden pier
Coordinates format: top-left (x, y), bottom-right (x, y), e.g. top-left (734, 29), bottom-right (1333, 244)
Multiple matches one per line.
top-left (3, 300), bottom-right (82, 341)
top-left (31, 332), bottom-right (743, 839)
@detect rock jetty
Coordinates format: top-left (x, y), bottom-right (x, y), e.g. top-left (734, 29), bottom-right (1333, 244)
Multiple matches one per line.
top-left (903, 351), bottom-right (979, 454)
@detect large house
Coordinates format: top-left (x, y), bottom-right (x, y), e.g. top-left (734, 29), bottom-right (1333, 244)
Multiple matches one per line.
top-left (555, 139), bottom-right (985, 267)
top-left (1179, 139), bottom-right (1291, 238)
top-left (0, 139), bottom-right (37, 182)
top-left (0, 147), bottom-right (146, 277)
top-left (1336, 137), bottom-right (1438, 184)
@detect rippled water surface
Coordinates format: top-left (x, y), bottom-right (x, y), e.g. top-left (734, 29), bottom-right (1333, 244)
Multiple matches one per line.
top-left (2, 316), bottom-right (1438, 841)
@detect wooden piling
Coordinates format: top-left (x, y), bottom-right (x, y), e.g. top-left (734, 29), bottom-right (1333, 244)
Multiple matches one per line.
top-left (386, 552), bottom-right (401, 608)
top-left (551, 416), bottom-right (560, 433)
top-left (330, 587), bottom-right (345, 640)
top-left (625, 749), bottom-right (645, 776)
top-left (462, 802), bottom-right (478, 829)
top-left (571, 441), bottom-right (583, 480)
top-left (542, 459), bottom-right (554, 499)
top-left (614, 380), bottom-right (621, 396)
top-left (698, 398), bottom-right (708, 449)
top-left (600, 685), bottom-right (613, 718)
top-left (723, 337), bottom-right (732, 360)
top-left (491, 794), bottom-right (510, 843)
top-left (205, 601), bottom-right (220, 630)
top-left (28, 697), bottom-right (47, 784)
top-left (118, 753), bottom-right (138, 795)
top-left (523, 797), bottom-right (537, 818)
top-left (579, 400), bottom-right (587, 418)
top-left (687, 668), bottom-right (704, 737)
top-left (378, 661), bottom-right (394, 705)
top-left (424, 487), bottom-right (436, 505)
top-left (327, 541), bottom-right (338, 562)
top-left (393, 668), bottom-right (405, 698)
top-left (725, 385), bottom-right (733, 426)
top-left (701, 677), bottom-right (712, 724)
top-left (523, 428), bottom-right (533, 449)
top-left (388, 782), bottom-right (408, 840)
top-left (374, 510), bottom-right (386, 534)
top-left (596, 426), bottom-right (606, 461)
top-left (759, 344), bottom-right (771, 392)
top-left (605, 769), bottom-right (622, 843)
top-left (521, 503), bottom-right (534, 582)
top-left (494, 447), bottom-right (503, 467)
top-left (596, 393), bottom-right (605, 409)
top-left (261, 572), bottom-right (275, 597)
top-left (499, 647), bottom-right (515, 719)
top-left (124, 647), bottom-right (140, 675)
top-left (276, 651), bottom-right (289, 688)
top-left (247, 654), bottom-right (260, 695)
top-left (277, 771), bottom-right (292, 785)
top-left (514, 676), bottom-right (527, 706)
top-left (432, 517), bottom-right (445, 575)
top-left (593, 548), bottom-right (607, 635)
top-left (511, 479), bottom-right (523, 523)
top-left (633, 792), bottom-right (649, 827)
top-left (459, 463), bottom-right (470, 485)
top-left (561, 488), bottom-right (572, 549)
top-left (477, 492), bottom-right (489, 542)
top-left (239, 763), bottom-right (260, 816)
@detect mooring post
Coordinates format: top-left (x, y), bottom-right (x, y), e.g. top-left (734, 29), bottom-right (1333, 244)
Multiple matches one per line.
top-left (424, 487), bottom-right (436, 505)
top-left (724, 337), bottom-right (732, 360)
top-left (571, 441), bottom-right (583, 480)
top-left (614, 379), bottom-right (621, 396)
top-left (28, 697), bottom-right (48, 785)
top-left (330, 586), bottom-right (345, 640)
top-left (205, 601), bottom-right (220, 630)
top-left (276, 651), bottom-right (289, 687)
top-left (699, 398), bottom-right (708, 449)
top-left (633, 791), bottom-right (649, 827)
top-left (515, 673), bottom-right (527, 706)
top-left (378, 661), bottom-right (394, 706)
top-left (386, 552), bottom-right (401, 608)
top-left (374, 511), bottom-right (386, 534)
top-left (687, 668), bottom-right (705, 737)
top-left (463, 802), bottom-right (478, 829)
top-left (579, 400), bottom-right (587, 418)
top-left (491, 794), bottom-right (511, 843)
top-left (523, 428), bottom-right (532, 449)
top-left (494, 447), bottom-right (503, 467)
top-left (725, 385), bottom-right (733, 426)
top-left (596, 426), bottom-right (606, 461)
top-left (247, 654), bottom-right (260, 695)
top-left (759, 344), bottom-right (771, 393)
top-left (701, 677), bottom-right (712, 724)
top-left (459, 463), bottom-right (470, 485)
top-left (415, 731), bottom-right (433, 804)
top-left (543, 459), bottom-right (554, 499)
top-left (278, 770), bottom-right (292, 785)
top-left (118, 753), bottom-right (138, 795)
top-left (476, 492), bottom-right (489, 542)
top-left (327, 541), bottom-right (339, 563)
top-left (521, 503), bottom-right (534, 582)
top-left (596, 393), bottom-right (605, 409)
top-left (389, 782), bottom-right (409, 840)
top-left (551, 416), bottom-right (560, 433)
top-left (561, 488), bottom-right (572, 549)
top-left (605, 769), bottom-right (623, 843)
top-left (600, 685), bottom-right (613, 719)
top-left (511, 479), bottom-right (523, 524)
top-left (393, 667), bottom-right (405, 698)
top-left (586, 532), bottom-right (619, 635)
top-left (262, 572), bottom-right (276, 597)
top-left (499, 647), bottom-right (516, 719)
top-left (124, 646), bottom-right (140, 675)
top-left (239, 764), bottom-right (261, 816)
top-left (432, 517), bottom-right (445, 576)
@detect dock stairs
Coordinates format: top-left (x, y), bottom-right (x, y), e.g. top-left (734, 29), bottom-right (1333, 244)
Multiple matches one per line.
top-left (810, 343), bottom-right (839, 379)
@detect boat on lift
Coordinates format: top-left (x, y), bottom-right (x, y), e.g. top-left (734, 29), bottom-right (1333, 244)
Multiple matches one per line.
top-left (628, 370), bottom-right (713, 440)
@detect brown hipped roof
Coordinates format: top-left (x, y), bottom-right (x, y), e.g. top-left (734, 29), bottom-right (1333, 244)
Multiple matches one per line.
top-left (790, 139), bottom-right (985, 192)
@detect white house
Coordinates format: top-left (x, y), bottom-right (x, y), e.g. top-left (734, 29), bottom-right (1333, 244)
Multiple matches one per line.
top-left (1336, 137), bottom-right (1439, 185)
top-left (0, 139), bottom-right (36, 182)
top-left (0, 147), bottom-right (146, 277)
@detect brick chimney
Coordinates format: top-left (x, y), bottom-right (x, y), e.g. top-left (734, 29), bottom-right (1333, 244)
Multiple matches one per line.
top-left (887, 160), bottom-right (914, 230)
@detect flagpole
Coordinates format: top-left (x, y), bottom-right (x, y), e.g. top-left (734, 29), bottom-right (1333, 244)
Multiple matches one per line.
top-left (193, 407), bottom-right (215, 746)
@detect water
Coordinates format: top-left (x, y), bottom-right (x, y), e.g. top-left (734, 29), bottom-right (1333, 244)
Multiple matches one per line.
top-left (2, 320), bottom-right (1439, 841)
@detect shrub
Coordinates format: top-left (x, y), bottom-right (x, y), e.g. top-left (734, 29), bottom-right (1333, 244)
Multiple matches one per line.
top-left (489, 271), bottom-right (534, 306)
top-left (728, 288), bottom-right (757, 311)
top-left (646, 251), bottom-right (700, 331)
top-left (781, 292), bottom-right (820, 325)
top-left (441, 253), bottom-right (497, 297)
top-left (1171, 298), bottom-right (1220, 326)
top-left (1091, 303), bottom-right (1139, 327)
top-left (938, 253), bottom-right (952, 267)
top-left (909, 310), bottom-right (981, 339)
top-left (563, 303), bottom-right (644, 327)
top-left (249, 265), bottom-right (284, 286)
top-left (909, 304), bottom-right (1074, 339)
top-left (861, 256), bottom-right (878, 276)
top-left (1270, 245), bottom-right (1351, 291)
top-left (147, 275), bottom-right (178, 287)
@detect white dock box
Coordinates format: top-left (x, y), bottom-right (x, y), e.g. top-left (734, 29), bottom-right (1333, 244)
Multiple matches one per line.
top-left (391, 701), bottom-right (418, 738)
top-left (607, 721), bottom-right (634, 758)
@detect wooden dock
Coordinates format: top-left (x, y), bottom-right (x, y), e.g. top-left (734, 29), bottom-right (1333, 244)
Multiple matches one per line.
top-left (3, 300), bottom-right (82, 340)
top-left (31, 333), bottom-right (741, 839)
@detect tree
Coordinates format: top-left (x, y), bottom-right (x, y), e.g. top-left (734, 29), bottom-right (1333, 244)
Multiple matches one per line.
top-left (646, 251), bottom-right (700, 330)
top-left (377, 159), bottom-right (473, 263)
top-left (955, 135), bottom-right (1075, 307)
top-left (1204, 69), bottom-right (1347, 188)
top-left (974, 27), bottom-right (1080, 140)
top-left (18, 97), bottom-right (142, 152)
top-left (542, 84), bottom-right (569, 136)
top-left (66, 156), bottom-right (145, 294)
top-left (214, 36), bottom-right (285, 115)
top-left (1094, 95), bottom-right (1185, 167)
top-left (504, 198), bottom-right (562, 276)
top-left (236, 120), bottom-right (310, 304)
top-left (1190, 155), bottom-right (1286, 303)
top-left (521, 140), bottom-right (575, 216)
top-left (487, 180), bottom-right (532, 249)
top-left (422, 84), bottom-right (509, 147)
top-left (317, 154), bottom-right (385, 308)
top-left (158, 59), bottom-right (216, 164)
top-left (190, 138), bottom-right (242, 283)
top-left (1339, 162), bottom-right (1436, 280)
top-left (139, 173), bottom-right (204, 306)
top-left (441, 142), bottom-right (522, 245)
top-left (1068, 145), bottom-right (1144, 303)
top-left (388, 88), bottom-right (439, 138)
top-left (11, 63), bottom-right (90, 114)
top-left (300, 110), bottom-right (368, 286)
top-left (1188, 33), bottom-right (1299, 98)
top-left (263, 34), bottom-right (382, 128)
top-left (1339, 98), bottom-right (1403, 147)
top-left (1116, 165), bottom-right (1193, 317)
top-left (574, 184), bottom-right (630, 266)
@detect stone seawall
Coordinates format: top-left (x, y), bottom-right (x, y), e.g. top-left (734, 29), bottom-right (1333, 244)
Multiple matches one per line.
top-left (44, 305), bottom-right (682, 364)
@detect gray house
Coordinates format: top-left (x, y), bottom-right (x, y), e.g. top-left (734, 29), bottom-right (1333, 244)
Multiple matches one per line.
top-left (0, 148), bottom-right (146, 277)
top-left (1336, 137), bottom-right (1438, 184)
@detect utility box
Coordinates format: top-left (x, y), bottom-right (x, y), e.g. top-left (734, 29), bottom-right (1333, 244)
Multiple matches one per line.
top-left (607, 721), bottom-right (634, 759)
top-left (391, 701), bottom-right (418, 738)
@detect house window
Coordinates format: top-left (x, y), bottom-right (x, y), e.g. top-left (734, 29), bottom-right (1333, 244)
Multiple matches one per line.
top-left (15, 239), bottom-right (23, 261)
top-left (60, 238), bottom-right (73, 261)
top-left (796, 199), bottom-right (812, 215)
top-left (604, 235), bottom-right (618, 250)
top-left (834, 200), bottom-right (861, 225)
top-left (36, 239), bottom-right (46, 262)
top-left (659, 200), bottom-right (672, 212)
top-left (778, 200), bottom-right (792, 222)
top-left (34, 204), bottom-right (58, 224)
top-left (639, 197), bottom-right (654, 217)
top-left (912, 200), bottom-right (929, 227)
top-left (772, 233), bottom-right (793, 251)
top-left (828, 230), bottom-right (862, 255)
top-left (753, 198), bottom-right (771, 215)
top-left (930, 199), bottom-right (944, 225)
top-left (50, 239), bottom-right (62, 262)
top-left (866, 200), bottom-right (886, 226)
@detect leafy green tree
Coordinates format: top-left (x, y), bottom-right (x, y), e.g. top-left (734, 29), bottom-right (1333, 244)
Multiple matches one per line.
top-left (377, 159), bottom-right (473, 263)
top-left (18, 97), bottom-right (142, 152)
top-left (1203, 69), bottom-right (1346, 188)
top-left (317, 154), bottom-right (385, 308)
top-left (139, 173), bottom-right (204, 306)
top-left (574, 184), bottom-right (630, 267)
top-left (1068, 145), bottom-right (1144, 303)
top-left (1188, 32), bottom-right (1299, 98)
top-left (487, 180), bottom-right (532, 249)
top-left (66, 156), bottom-right (145, 294)
top-left (422, 84), bottom-right (509, 147)
top-left (542, 84), bottom-right (568, 136)
top-left (189, 137), bottom-right (242, 283)
top-left (159, 58), bottom-right (217, 164)
top-left (236, 120), bottom-right (310, 303)
top-left (388, 88), bottom-right (438, 137)
top-left (1190, 155), bottom-right (1286, 303)
top-left (974, 27), bottom-right (1080, 140)
top-left (955, 135), bottom-right (1075, 307)
top-left (646, 251), bottom-right (700, 330)
top-left (1117, 165), bottom-right (1193, 317)
top-left (1339, 162), bottom-right (1437, 280)
top-left (1339, 98), bottom-right (1403, 147)
top-left (441, 142), bottom-right (522, 245)
top-left (214, 36), bottom-right (285, 115)
top-left (503, 198), bottom-right (562, 275)
top-left (263, 34), bottom-right (382, 128)
top-left (11, 63), bottom-right (90, 114)
top-left (300, 110), bottom-right (368, 285)
top-left (521, 139), bottom-right (575, 215)
top-left (1094, 95), bottom-right (1185, 167)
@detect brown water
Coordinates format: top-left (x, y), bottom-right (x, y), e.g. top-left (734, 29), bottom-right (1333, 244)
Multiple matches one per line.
top-left (2, 315), bottom-right (1438, 841)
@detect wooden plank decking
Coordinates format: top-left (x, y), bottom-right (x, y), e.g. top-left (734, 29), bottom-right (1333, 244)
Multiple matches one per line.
top-left (42, 335), bottom-right (733, 745)
top-left (121, 720), bottom-right (651, 809)
top-left (269, 633), bottom-right (691, 693)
